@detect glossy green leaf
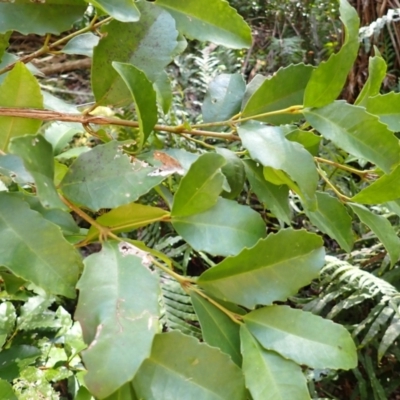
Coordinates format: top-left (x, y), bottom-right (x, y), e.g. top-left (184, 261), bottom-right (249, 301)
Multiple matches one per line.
top-left (0, 0), bottom-right (86, 35)
top-left (0, 345), bottom-right (41, 381)
top-left (104, 383), bottom-right (138, 400)
top-left (0, 31), bottom-right (11, 62)
top-left (153, 71), bottom-right (172, 114)
top-left (244, 305), bottom-right (357, 369)
top-left (0, 62), bottom-right (43, 151)
top-left (303, 0), bottom-right (359, 108)
top-left (351, 165), bottom-right (400, 204)
top-left (172, 153), bottom-right (226, 217)
top-left (238, 121), bottom-right (318, 210)
top-left (190, 291), bottom-right (241, 366)
top-left (86, 203), bottom-right (170, 242)
top-left (172, 197), bottom-right (266, 257)
top-left (240, 326), bottom-right (310, 400)
top-left (62, 33), bottom-right (100, 57)
top-left (0, 193), bottom-right (81, 298)
top-left (88, 0), bottom-right (140, 22)
top-left (216, 148), bottom-right (245, 199)
top-left (113, 62), bottom-right (157, 146)
top-left (304, 101), bottom-right (400, 174)
top-left (305, 192), bottom-right (353, 253)
top-left (355, 47), bottom-right (386, 106)
top-left (76, 241), bottom-right (160, 399)
top-left (244, 160), bottom-right (291, 225)
top-left (92, 2), bottom-right (178, 105)
top-left (155, 0), bottom-right (252, 49)
top-left (366, 92), bottom-right (400, 132)
top-left (132, 331), bottom-right (246, 400)
top-left (9, 135), bottom-right (65, 209)
top-left (0, 379), bottom-right (17, 400)
top-left (286, 129), bottom-right (321, 156)
top-left (242, 64), bottom-right (313, 125)
top-left (350, 203), bottom-right (400, 266)
top-left (60, 141), bottom-right (166, 211)
top-left (202, 73), bottom-right (246, 124)
top-left (0, 302), bottom-right (16, 348)
top-left (198, 229), bottom-right (324, 308)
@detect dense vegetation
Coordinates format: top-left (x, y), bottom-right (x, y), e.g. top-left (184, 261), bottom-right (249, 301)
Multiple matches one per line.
top-left (1, 0), bottom-right (400, 399)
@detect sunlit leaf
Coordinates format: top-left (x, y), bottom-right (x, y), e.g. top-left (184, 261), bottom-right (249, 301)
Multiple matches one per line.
top-left (0, 62), bottom-right (43, 151)
top-left (88, 0), bottom-right (140, 22)
top-left (304, 0), bottom-right (359, 107)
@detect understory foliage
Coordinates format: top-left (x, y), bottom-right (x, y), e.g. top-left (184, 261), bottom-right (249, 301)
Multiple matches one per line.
top-left (1, 0), bottom-right (400, 399)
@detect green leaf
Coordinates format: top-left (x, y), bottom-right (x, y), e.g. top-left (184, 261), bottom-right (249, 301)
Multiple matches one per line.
top-left (351, 165), bottom-right (400, 204)
top-left (240, 326), bottom-right (310, 400)
top-left (0, 31), bottom-right (11, 62)
top-left (355, 47), bottom-right (386, 106)
top-left (132, 331), bottom-right (246, 400)
top-left (378, 316), bottom-right (400, 361)
top-left (238, 121), bottom-right (318, 210)
top-left (365, 92), bottom-right (400, 132)
top-left (103, 383), bottom-right (138, 400)
top-left (190, 291), bottom-right (241, 366)
top-left (9, 135), bottom-right (65, 209)
top-left (155, 0), bottom-right (252, 49)
top-left (0, 62), bottom-right (43, 151)
top-left (242, 74), bottom-right (267, 107)
top-left (172, 197), bottom-right (266, 257)
top-left (198, 229), bottom-right (324, 308)
top-left (92, 2), bottom-right (178, 105)
top-left (0, 379), bottom-right (17, 400)
top-left (349, 203), bottom-right (400, 266)
top-left (0, 154), bottom-right (33, 185)
top-left (0, 0), bottom-right (86, 35)
top-left (172, 153), bottom-right (225, 217)
top-left (242, 64), bottom-right (313, 125)
top-left (244, 305), bottom-right (357, 370)
top-left (76, 241), bottom-right (160, 399)
top-left (86, 202), bottom-right (170, 242)
top-left (0, 302), bottom-right (16, 348)
top-left (88, 0), bottom-right (140, 22)
top-left (202, 73), bottom-right (246, 124)
top-left (0, 345), bottom-right (41, 381)
top-left (286, 129), bottom-right (321, 156)
top-left (60, 141), bottom-right (166, 211)
top-left (113, 62), bottom-right (157, 147)
top-left (244, 160), bottom-right (291, 225)
top-left (216, 148), bottom-right (245, 199)
top-left (305, 192), bottom-right (353, 253)
top-left (304, 101), bottom-right (400, 174)
top-left (0, 193), bottom-right (81, 298)
top-left (303, 0), bottom-right (359, 108)
top-left (153, 71), bottom-right (172, 114)
top-left (62, 33), bottom-right (100, 57)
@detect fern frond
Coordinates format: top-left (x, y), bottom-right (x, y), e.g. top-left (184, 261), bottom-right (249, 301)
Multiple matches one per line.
top-left (160, 274), bottom-right (202, 339)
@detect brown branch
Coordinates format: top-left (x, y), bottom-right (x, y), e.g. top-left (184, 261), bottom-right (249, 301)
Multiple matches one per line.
top-left (34, 57), bottom-right (92, 76)
top-left (0, 107), bottom-right (239, 141)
